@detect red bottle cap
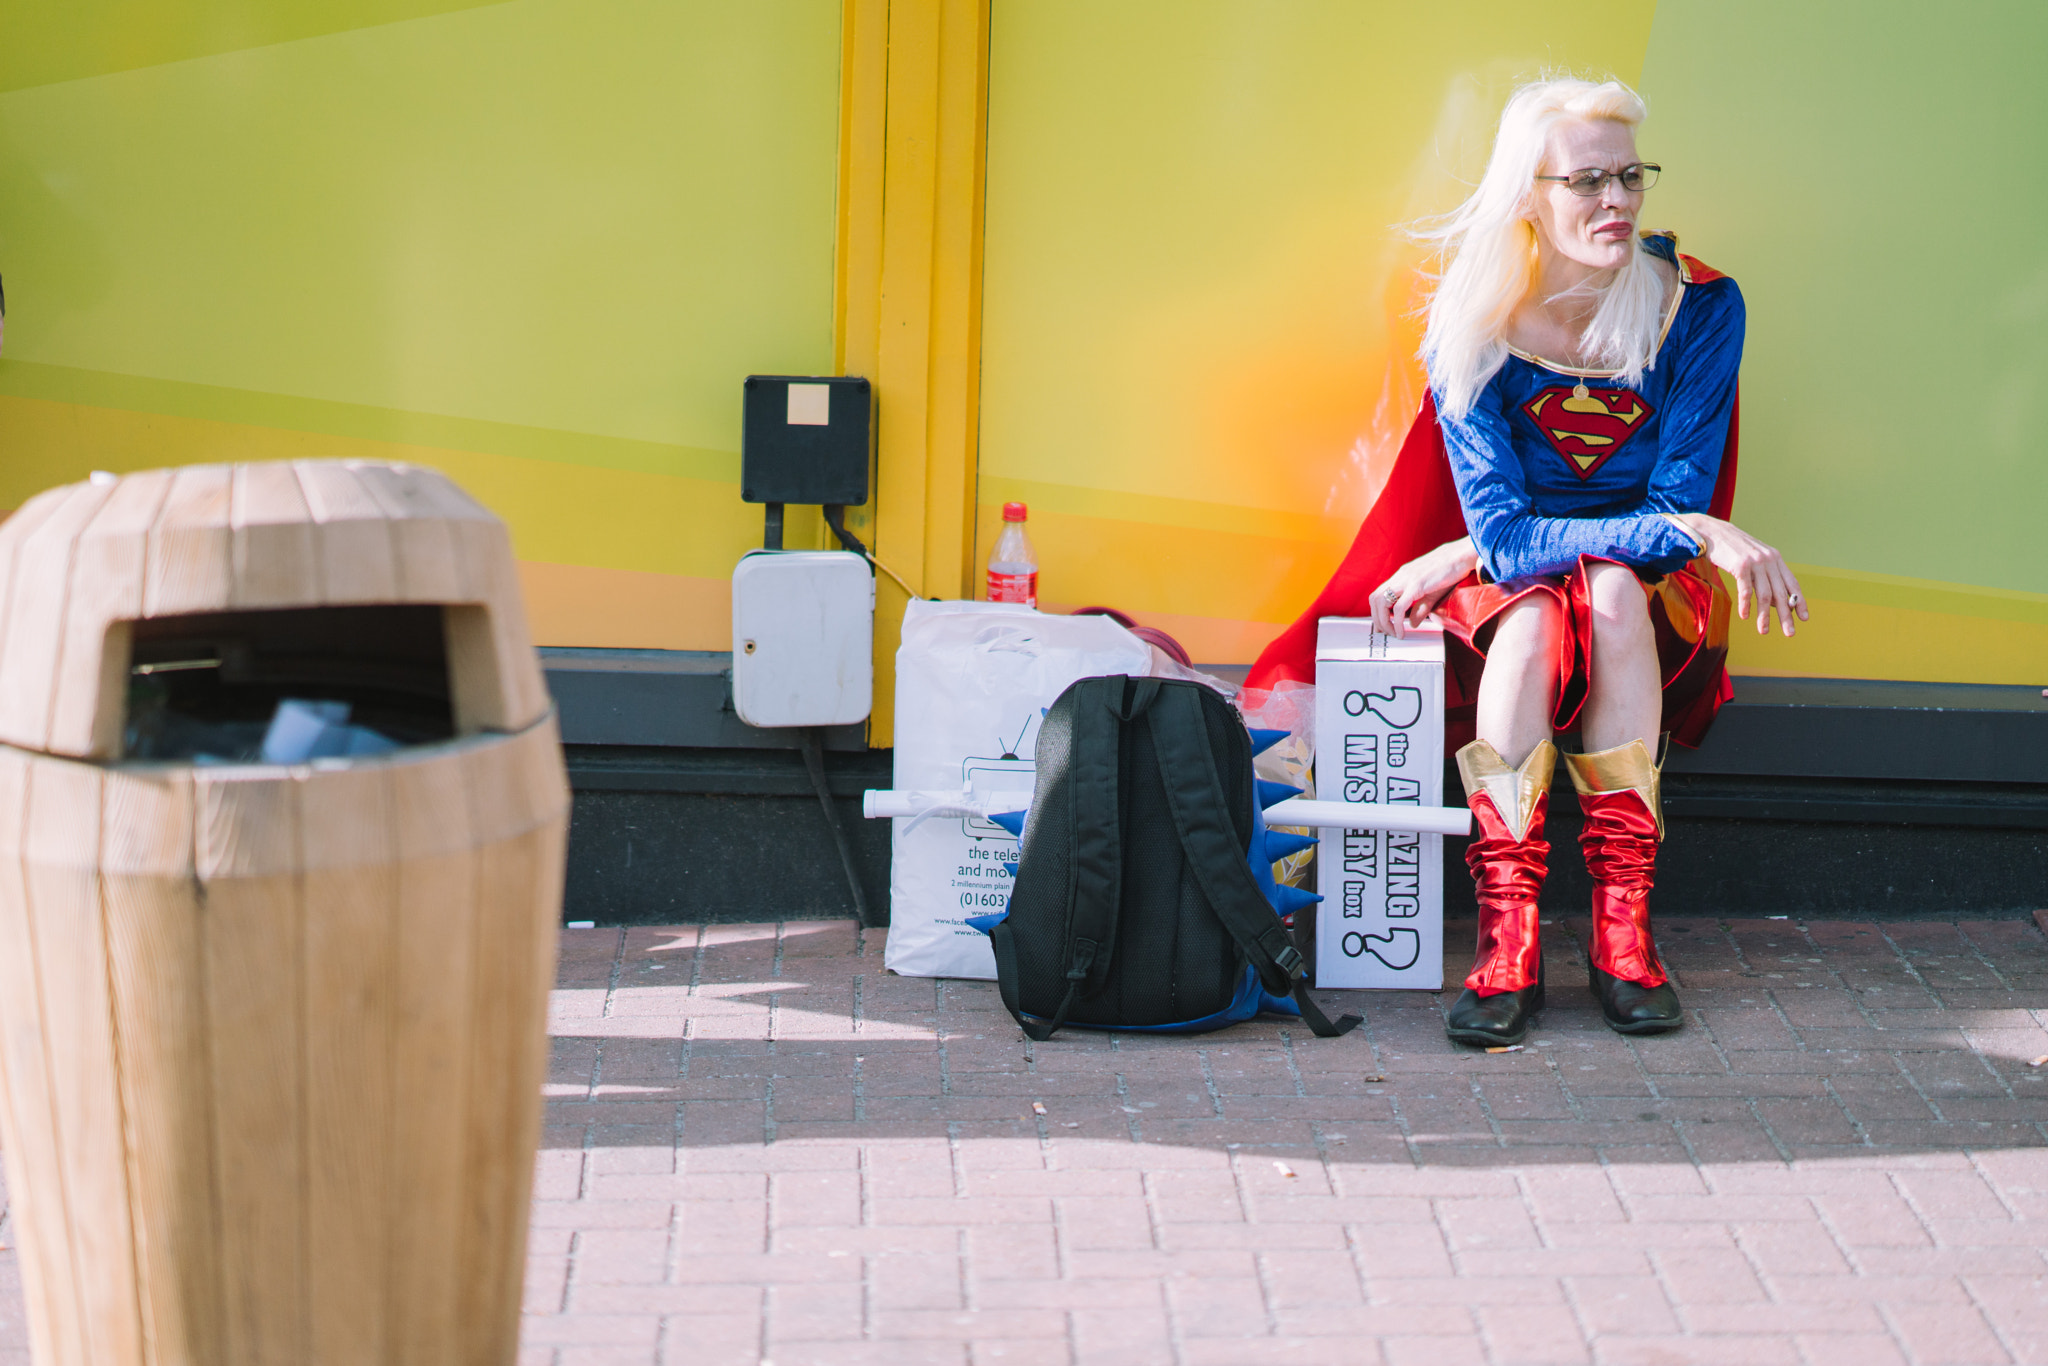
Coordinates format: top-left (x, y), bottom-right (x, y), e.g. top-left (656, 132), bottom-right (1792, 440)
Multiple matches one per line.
top-left (1001, 501), bottom-right (1028, 522)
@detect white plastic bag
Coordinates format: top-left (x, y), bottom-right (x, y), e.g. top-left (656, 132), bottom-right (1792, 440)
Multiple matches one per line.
top-left (884, 600), bottom-right (1152, 979)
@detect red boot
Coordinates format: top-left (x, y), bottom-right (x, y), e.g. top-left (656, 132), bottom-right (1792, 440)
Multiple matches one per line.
top-left (1444, 739), bottom-right (1556, 1047)
top-left (1562, 740), bottom-right (1683, 1034)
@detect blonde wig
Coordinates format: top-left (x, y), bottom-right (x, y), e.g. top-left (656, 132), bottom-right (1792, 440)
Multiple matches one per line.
top-left (1418, 77), bottom-right (1667, 420)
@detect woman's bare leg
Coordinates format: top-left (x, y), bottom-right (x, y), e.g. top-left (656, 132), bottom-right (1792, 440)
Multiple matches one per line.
top-left (1474, 592), bottom-right (1564, 764)
top-left (1448, 590), bottom-right (1565, 1046)
top-left (1580, 561), bottom-right (1660, 752)
top-left (1565, 561), bottom-right (1683, 1031)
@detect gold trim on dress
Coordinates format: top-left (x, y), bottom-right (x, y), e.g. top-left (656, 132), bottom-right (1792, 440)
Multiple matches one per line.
top-left (1456, 738), bottom-right (1559, 843)
top-left (1660, 512), bottom-right (1704, 554)
top-left (1503, 230), bottom-right (1690, 379)
top-left (1561, 739), bottom-right (1664, 840)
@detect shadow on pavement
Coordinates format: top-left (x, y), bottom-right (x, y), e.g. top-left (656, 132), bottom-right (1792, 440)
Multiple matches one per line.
top-left (541, 917), bottom-right (2048, 1167)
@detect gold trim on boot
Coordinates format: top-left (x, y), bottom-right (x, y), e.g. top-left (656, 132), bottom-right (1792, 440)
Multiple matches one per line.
top-left (1455, 739), bottom-right (1558, 842)
top-left (1559, 738), bottom-right (1663, 839)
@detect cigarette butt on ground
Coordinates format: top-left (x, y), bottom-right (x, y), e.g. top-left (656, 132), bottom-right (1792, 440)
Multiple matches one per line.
top-left (1273, 1161), bottom-right (1297, 1178)
top-left (2030, 1055), bottom-right (2047, 1068)
top-left (1362, 1074), bottom-right (1385, 1083)
top-left (1031, 1101), bottom-right (1047, 1115)
top-left (1486, 1044), bottom-right (1525, 1054)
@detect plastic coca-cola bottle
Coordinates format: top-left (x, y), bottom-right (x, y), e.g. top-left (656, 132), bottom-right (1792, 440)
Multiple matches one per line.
top-left (985, 501), bottom-right (1038, 607)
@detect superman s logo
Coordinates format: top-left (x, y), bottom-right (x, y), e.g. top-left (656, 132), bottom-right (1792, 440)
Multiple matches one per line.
top-left (1521, 386), bottom-right (1655, 480)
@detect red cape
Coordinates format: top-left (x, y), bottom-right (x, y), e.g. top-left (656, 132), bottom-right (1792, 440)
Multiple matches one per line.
top-left (1247, 255), bottom-right (1740, 740)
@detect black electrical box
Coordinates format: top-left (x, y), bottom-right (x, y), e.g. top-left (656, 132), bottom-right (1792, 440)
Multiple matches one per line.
top-left (741, 375), bottom-right (872, 507)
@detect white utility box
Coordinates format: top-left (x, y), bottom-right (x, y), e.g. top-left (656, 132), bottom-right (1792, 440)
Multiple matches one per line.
top-left (731, 550), bottom-right (875, 728)
top-left (1314, 617), bottom-right (1446, 989)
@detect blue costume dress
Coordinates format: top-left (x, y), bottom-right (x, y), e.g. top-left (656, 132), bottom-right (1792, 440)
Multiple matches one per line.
top-left (1436, 233), bottom-right (1743, 586)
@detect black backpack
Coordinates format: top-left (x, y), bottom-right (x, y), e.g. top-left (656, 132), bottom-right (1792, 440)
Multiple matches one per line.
top-left (986, 675), bottom-right (1360, 1041)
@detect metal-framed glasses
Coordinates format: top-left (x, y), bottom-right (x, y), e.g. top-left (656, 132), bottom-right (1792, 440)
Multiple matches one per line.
top-left (1534, 163), bottom-right (1660, 196)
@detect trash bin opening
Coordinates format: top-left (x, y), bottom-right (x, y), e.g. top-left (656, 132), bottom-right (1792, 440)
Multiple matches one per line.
top-left (121, 604), bottom-right (457, 763)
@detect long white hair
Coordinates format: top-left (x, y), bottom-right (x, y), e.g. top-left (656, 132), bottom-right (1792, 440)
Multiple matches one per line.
top-left (1417, 77), bottom-right (1667, 420)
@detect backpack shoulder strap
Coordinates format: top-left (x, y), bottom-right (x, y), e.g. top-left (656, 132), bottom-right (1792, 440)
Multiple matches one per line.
top-left (1065, 675), bottom-right (1140, 1000)
top-left (994, 674), bottom-right (1159, 1040)
top-left (1148, 685), bottom-right (1360, 1038)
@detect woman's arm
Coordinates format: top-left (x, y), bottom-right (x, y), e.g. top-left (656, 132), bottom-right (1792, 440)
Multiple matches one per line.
top-left (1370, 535), bottom-right (1478, 637)
top-left (1670, 511), bottom-right (1808, 636)
top-left (1636, 281), bottom-right (1804, 635)
top-left (1439, 394), bottom-right (1703, 582)
top-left (1643, 278), bottom-right (1743, 518)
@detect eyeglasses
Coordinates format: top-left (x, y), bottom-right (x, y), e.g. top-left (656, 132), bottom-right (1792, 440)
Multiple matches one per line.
top-left (1534, 163), bottom-right (1660, 196)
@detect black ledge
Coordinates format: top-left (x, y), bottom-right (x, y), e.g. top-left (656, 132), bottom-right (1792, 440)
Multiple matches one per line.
top-left (542, 647), bottom-right (865, 752)
top-left (543, 651), bottom-right (2048, 814)
top-left (544, 654), bottom-right (2048, 922)
top-left (564, 743), bottom-right (892, 797)
top-left (1665, 677), bottom-right (2048, 784)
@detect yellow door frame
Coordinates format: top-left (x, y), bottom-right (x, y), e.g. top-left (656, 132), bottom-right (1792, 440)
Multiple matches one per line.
top-left (835, 0), bottom-right (990, 748)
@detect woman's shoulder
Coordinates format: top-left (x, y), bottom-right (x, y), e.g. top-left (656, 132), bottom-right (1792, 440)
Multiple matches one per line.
top-left (1643, 231), bottom-right (1742, 301)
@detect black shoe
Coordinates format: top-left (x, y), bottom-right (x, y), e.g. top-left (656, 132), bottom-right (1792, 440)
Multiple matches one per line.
top-left (1590, 966), bottom-right (1683, 1034)
top-left (1445, 961), bottom-right (1545, 1048)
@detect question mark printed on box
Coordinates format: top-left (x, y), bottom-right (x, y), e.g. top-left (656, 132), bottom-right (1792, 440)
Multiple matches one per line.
top-left (1344, 685), bottom-right (1423, 729)
top-left (1342, 927), bottom-right (1421, 971)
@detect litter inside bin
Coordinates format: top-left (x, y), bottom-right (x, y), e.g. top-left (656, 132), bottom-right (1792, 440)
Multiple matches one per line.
top-left (125, 694), bottom-right (402, 764)
top-left (120, 603), bottom-right (457, 763)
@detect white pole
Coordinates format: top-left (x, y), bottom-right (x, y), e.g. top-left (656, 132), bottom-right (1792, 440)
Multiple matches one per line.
top-left (1263, 797), bottom-right (1471, 837)
top-left (860, 790), bottom-right (1469, 836)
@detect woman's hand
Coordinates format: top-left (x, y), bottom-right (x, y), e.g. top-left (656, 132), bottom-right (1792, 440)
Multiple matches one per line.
top-left (1370, 537), bottom-right (1479, 638)
top-left (1671, 512), bottom-right (1809, 636)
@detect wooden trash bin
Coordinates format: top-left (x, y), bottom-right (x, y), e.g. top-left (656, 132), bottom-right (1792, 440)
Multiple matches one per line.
top-left (0, 461), bottom-right (569, 1366)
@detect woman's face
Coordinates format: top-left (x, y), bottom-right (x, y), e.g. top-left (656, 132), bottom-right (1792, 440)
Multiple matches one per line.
top-left (1528, 117), bottom-right (1644, 274)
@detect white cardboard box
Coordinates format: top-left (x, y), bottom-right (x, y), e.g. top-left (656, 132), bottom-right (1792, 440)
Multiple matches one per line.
top-left (1314, 618), bottom-right (1446, 989)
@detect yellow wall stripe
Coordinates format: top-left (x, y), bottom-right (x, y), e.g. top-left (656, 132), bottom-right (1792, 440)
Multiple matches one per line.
top-left (0, 362), bottom-right (736, 484)
top-left (1726, 599), bottom-right (2048, 688)
top-left (0, 392), bottom-right (766, 595)
top-left (519, 562), bottom-right (732, 652)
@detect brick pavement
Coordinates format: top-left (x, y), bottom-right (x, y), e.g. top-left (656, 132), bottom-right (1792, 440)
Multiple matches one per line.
top-left (2, 914), bottom-right (2046, 1365)
top-left (522, 914), bottom-right (2048, 1366)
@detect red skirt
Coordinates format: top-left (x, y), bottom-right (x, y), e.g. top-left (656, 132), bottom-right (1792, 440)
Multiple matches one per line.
top-left (1437, 554), bottom-right (1733, 750)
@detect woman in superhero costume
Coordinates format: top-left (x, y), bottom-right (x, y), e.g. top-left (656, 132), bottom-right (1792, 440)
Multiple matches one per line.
top-left (1249, 78), bottom-right (1806, 1046)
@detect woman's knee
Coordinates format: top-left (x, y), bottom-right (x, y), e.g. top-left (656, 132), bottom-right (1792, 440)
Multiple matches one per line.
top-left (1486, 592), bottom-right (1565, 664)
top-left (1584, 563), bottom-right (1652, 644)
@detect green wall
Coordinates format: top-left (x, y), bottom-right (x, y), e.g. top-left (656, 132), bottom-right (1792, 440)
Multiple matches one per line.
top-left (1643, 0), bottom-right (2048, 596)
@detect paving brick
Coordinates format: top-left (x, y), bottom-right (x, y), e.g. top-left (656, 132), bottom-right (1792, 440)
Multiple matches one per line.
top-left (1069, 1303), bottom-right (1177, 1366)
top-left (1730, 1219), bottom-right (1854, 1277)
top-left (1648, 1248), bottom-right (1768, 1304)
top-left (1383, 1333), bottom-right (1484, 1366)
top-left (1592, 1332), bottom-right (1801, 1364)
top-left (1474, 1303), bottom-right (1592, 1364)
top-left (1881, 1300), bottom-right (2016, 1366)
top-left (1791, 1332), bottom-right (1912, 1366)
top-left (1563, 1275), bottom-right (1680, 1335)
